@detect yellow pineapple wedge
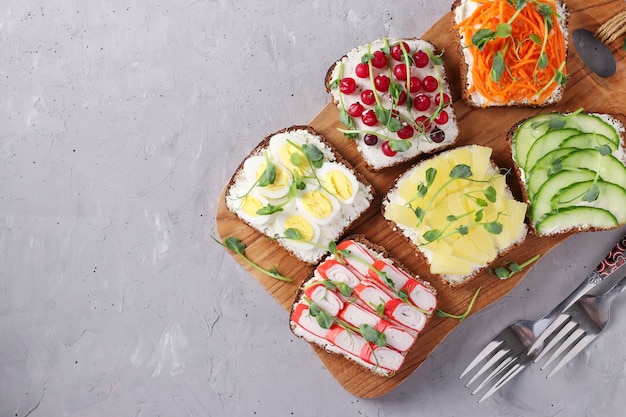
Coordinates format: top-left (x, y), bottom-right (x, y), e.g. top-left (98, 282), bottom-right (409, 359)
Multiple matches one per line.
top-left (383, 145), bottom-right (528, 286)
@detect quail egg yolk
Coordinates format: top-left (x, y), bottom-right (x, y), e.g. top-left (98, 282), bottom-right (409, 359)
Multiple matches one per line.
top-left (322, 170), bottom-right (353, 202)
top-left (284, 215), bottom-right (315, 241)
top-left (255, 163), bottom-right (290, 192)
top-left (301, 191), bottom-right (333, 220)
top-left (278, 143), bottom-right (310, 176)
top-left (242, 194), bottom-right (264, 217)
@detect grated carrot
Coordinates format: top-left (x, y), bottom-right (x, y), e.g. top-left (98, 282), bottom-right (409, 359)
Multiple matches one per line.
top-left (455, 0), bottom-right (567, 106)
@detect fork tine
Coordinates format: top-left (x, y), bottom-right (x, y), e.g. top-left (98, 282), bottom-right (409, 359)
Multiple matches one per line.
top-left (470, 353), bottom-right (516, 394)
top-left (478, 359), bottom-right (527, 403)
top-left (459, 340), bottom-right (504, 379)
top-left (534, 317), bottom-right (576, 363)
top-left (546, 334), bottom-right (595, 378)
top-left (465, 347), bottom-right (511, 387)
top-left (541, 327), bottom-right (585, 370)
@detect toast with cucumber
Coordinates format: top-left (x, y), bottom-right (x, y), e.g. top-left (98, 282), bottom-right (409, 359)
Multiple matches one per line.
top-left (509, 109), bottom-right (626, 236)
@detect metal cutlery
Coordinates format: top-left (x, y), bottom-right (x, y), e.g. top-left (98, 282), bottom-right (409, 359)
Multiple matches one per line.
top-left (534, 272), bottom-right (626, 377)
top-left (460, 233), bottom-right (626, 402)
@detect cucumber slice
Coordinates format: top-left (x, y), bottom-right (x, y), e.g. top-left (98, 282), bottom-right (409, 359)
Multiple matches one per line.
top-left (526, 147), bottom-right (579, 198)
top-left (559, 149), bottom-right (626, 186)
top-left (512, 112), bottom-right (620, 169)
top-left (563, 113), bottom-right (620, 147)
top-left (560, 132), bottom-right (617, 152)
top-left (536, 206), bottom-right (618, 235)
top-left (529, 169), bottom-right (598, 222)
top-left (524, 128), bottom-right (581, 172)
top-left (552, 180), bottom-right (626, 223)
top-left (512, 113), bottom-right (558, 169)
top-left (527, 148), bottom-right (626, 198)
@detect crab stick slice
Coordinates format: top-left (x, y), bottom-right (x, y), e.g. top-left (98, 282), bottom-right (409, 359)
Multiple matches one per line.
top-left (339, 303), bottom-right (416, 352)
top-left (384, 298), bottom-right (428, 332)
top-left (303, 282), bottom-right (344, 316)
top-left (366, 346), bottom-right (405, 372)
top-left (353, 280), bottom-right (392, 312)
top-left (317, 259), bottom-right (361, 288)
top-left (369, 260), bottom-right (437, 312)
top-left (290, 303), bottom-right (327, 338)
top-left (327, 324), bottom-right (404, 372)
top-left (336, 240), bottom-right (376, 278)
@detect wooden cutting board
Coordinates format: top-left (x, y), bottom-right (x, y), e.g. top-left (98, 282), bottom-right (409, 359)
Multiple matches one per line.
top-left (215, 0), bottom-right (626, 398)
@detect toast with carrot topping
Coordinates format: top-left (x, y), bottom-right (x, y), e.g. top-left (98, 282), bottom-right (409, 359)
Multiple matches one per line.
top-left (452, 0), bottom-right (570, 108)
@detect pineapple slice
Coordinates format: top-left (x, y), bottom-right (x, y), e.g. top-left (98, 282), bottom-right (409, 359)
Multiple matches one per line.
top-left (384, 145), bottom-right (528, 286)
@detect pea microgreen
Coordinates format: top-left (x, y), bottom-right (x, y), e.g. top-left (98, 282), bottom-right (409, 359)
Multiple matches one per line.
top-left (332, 39), bottom-right (448, 151)
top-left (306, 299), bottom-right (387, 347)
top-left (436, 287), bottom-right (481, 321)
top-left (406, 163), bottom-right (505, 245)
top-left (492, 255), bottom-right (540, 279)
top-left (211, 231), bottom-right (292, 282)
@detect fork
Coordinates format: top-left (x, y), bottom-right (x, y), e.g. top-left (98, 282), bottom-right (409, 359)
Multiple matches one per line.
top-left (460, 233), bottom-right (626, 402)
top-left (533, 272), bottom-right (626, 378)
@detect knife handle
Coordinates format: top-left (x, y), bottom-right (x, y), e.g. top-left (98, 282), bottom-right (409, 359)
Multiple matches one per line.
top-left (592, 233), bottom-right (626, 280)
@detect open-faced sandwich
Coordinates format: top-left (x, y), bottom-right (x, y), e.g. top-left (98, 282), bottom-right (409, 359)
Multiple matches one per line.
top-left (325, 38), bottom-right (459, 171)
top-left (225, 126), bottom-right (375, 265)
top-left (453, 0), bottom-right (569, 107)
top-left (383, 145), bottom-right (528, 286)
top-left (290, 236), bottom-right (437, 376)
top-left (509, 110), bottom-right (626, 235)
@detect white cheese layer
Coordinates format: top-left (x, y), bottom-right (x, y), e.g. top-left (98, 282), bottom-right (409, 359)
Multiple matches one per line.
top-left (329, 38), bottom-right (459, 170)
top-left (226, 128), bottom-right (374, 264)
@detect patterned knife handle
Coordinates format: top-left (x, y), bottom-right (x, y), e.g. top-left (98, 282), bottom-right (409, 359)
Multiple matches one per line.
top-left (589, 233), bottom-right (626, 284)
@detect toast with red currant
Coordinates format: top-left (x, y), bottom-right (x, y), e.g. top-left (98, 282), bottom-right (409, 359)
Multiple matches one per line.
top-left (325, 38), bottom-right (459, 171)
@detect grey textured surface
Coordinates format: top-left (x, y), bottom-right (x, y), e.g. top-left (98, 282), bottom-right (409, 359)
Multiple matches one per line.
top-left (1, 1), bottom-right (626, 416)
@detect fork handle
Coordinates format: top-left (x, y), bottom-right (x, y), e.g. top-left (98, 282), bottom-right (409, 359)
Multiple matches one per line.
top-left (546, 233), bottom-right (626, 320)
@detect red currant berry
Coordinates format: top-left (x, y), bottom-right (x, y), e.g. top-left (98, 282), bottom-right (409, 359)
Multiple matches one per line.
top-left (430, 127), bottom-right (446, 143)
top-left (381, 141), bottom-right (397, 156)
top-left (414, 94), bottom-right (431, 112)
top-left (339, 77), bottom-right (357, 94)
top-left (413, 50), bottom-right (429, 68)
top-left (374, 74), bottom-right (390, 92)
top-left (371, 50), bottom-right (388, 68)
top-left (397, 124), bottom-right (414, 139)
top-left (360, 89), bottom-right (376, 105)
top-left (355, 63), bottom-right (370, 78)
top-left (434, 110), bottom-right (449, 125)
top-left (347, 102), bottom-right (364, 117)
top-left (393, 64), bottom-right (409, 81)
top-left (434, 92), bottom-right (451, 107)
top-left (390, 42), bottom-right (411, 61)
top-left (409, 76), bottom-right (421, 93)
top-left (415, 115), bottom-right (433, 132)
top-left (394, 90), bottom-right (407, 106)
top-left (363, 134), bottom-right (378, 146)
top-left (422, 76), bottom-right (439, 92)
top-left (361, 109), bottom-right (379, 126)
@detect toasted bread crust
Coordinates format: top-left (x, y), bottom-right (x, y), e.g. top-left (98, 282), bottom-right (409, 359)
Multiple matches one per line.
top-left (451, 0), bottom-right (570, 108)
top-left (225, 125), bottom-right (375, 265)
top-left (507, 111), bottom-right (626, 236)
top-left (325, 38), bottom-right (460, 171)
top-left (382, 146), bottom-right (529, 287)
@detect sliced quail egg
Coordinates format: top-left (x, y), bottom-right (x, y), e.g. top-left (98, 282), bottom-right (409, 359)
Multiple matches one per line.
top-left (242, 154), bottom-right (292, 200)
top-left (274, 209), bottom-right (320, 250)
top-left (236, 192), bottom-right (271, 225)
top-left (268, 132), bottom-right (311, 177)
top-left (315, 162), bottom-right (360, 205)
top-left (295, 186), bottom-right (340, 225)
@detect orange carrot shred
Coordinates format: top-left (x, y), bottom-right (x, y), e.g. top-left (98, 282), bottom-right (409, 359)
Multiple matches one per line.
top-left (456, 0), bottom-right (567, 106)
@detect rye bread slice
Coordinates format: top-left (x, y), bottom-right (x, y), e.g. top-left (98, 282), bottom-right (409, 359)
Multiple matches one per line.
top-left (225, 125), bottom-right (375, 265)
top-left (325, 38), bottom-right (460, 171)
top-left (452, 0), bottom-right (570, 108)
